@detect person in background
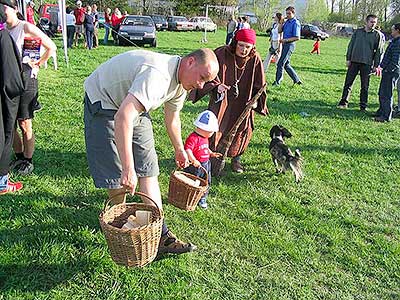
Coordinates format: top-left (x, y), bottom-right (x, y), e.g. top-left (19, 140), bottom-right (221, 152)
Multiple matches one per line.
top-left (74, 0), bottom-right (85, 47)
top-left (337, 14), bottom-right (384, 111)
top-left (110, 7), bottom-right (122, 45)
top-left (0, 2), bottom-right (24, 194)
top-left (83, 5), bottom-right (94, 50)
top-left (3, 0), bottom-right (57, 175)
top-left (189, 29), bottom-right (268, 174)
top-left (103, 7), bottom-right (111, 45)
top-left (235, 17), bottom-right (243, 32)
top-left (242, 16), bottom-right (250, 29)
top-left (226, 14), bottom-right (236, 45)
top-left (183, 110), bottom-right (221, 209)
top-left (263, 12), bottom-right (284, 72)
top-left (272, 6), bottom-right (302, 86)
top-left (26, 0), bottom-right (34, 25)
top-left (374, 23), bottom-right (400, 122)
top-left (91, 3), bottom-right (98, 48)
top-left (62, 7), bottom-right (75, 48)
top-left (310, 36), bottom-right (321, 54)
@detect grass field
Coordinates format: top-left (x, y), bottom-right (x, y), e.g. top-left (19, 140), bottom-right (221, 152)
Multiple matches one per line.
top-left (0, 30), bottom-right (399, 300)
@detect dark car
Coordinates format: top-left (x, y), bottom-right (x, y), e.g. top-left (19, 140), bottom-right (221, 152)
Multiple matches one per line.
top-left (38, 4), bottom-right (59, 35)
top-left (301, 24), bottom-right (329, 40)
top-left (339, 26), bottom-right (354, 37)
top-left (117, 15), bottom-right (157, 47)
top-left (149, 15), bottom-right (167, 31)
top-left (167, 16), bottom-right (193, 31)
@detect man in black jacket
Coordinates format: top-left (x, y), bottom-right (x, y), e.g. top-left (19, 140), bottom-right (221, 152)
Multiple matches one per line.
top-left (337, 14), bottom-right (384, 111)
top-left (0, 2), bottom-right (24, 194)
top-left (374, 23), bottom-right (400, 122)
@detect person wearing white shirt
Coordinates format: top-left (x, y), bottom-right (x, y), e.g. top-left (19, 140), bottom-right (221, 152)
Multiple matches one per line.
top-left (263, 13), bottom-right (284, 72)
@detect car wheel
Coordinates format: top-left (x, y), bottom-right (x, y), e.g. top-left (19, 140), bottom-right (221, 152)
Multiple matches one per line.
top-left (196, 26), bottom-right (200, 31)
top-left (151, 39), bottom-right (157, 47)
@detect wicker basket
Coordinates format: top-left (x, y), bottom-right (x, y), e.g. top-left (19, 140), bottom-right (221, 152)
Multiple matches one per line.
top-left (99, 191), bottom-right (163, 267)
top-left (168, 165), bottom-right (208, 211)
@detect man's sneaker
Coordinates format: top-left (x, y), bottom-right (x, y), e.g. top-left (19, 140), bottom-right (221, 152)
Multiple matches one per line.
top-left (32, 100), bottom-right (42, 112)
top-left (232, 160), bottom-right (244, 173)
top-left (10, 158), bottom-right (24, 170)
top-left (0, 181), bottom-right (23, 195)
top-left (271, 81), bottom-right (280, 86)
top-left (198, 198), bottom-right (208, 210)
top-left (15, 160), bottom-right (34, 175)
top-left (294, 80), bottom-right (303, 85)
top-left (337, 103), bottom-right (348, 109)
top-left (158, 231), bottom-right (197, 254)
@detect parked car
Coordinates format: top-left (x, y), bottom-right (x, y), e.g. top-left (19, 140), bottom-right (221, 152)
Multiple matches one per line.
top-left (149, 15), bottom-right (168, 31)
top-left (98, 12), bottom-right (105, 28)
top-left (38, 4), bottom-right (59, 35)
top-left (117, 15), bottom-right (157, 47)
top-left (167, 16), bottom-right (193, 31)
top-left (301, 24), bottom-right (329, 40)
top-left (339, 26), bottom-right (354, 37)
top-left (189, 16), bottom-right (217, 32)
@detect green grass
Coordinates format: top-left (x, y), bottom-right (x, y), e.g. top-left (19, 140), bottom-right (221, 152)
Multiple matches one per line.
top-left (0, 30), bottom-right (399, 300)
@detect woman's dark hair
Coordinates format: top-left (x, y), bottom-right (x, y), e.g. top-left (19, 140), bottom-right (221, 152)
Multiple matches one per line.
top-left (394, 23), bottom-right (400, 32)
top-left (229, 38), bottom-right (256, 58)
top-left (275, 12), bottom-right (284, 24)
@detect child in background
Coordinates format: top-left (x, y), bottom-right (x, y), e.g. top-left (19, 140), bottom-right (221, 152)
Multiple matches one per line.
top-left (184, 110), bottom-right (221, 209)
top-left (310, 37), bottom-right (321, 54)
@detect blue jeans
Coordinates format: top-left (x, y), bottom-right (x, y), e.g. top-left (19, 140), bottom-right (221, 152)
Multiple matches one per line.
top-left (275, 42), bottom-right (300, 84)
top-left (226, 32), bottom-right (233, 45)
top-left (85, 29), bottom-right (93, 49)
top-left (377, 71), bottom-right (400, 121)
top-left (183, 160), bottom-right (211, 203)
top-left (0, 174), bottom-right (8, 190)
top-left (103, 23), bottom-right (110, 44)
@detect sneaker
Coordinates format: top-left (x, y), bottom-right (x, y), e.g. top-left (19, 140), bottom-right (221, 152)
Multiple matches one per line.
top-left (0, 180), bottom-right (23, 195)
top-left (32, 100), bottom-right (42, 112)
top-left (198, 199), bottom-right (208, 210)
top-left (158, 231), bottom-right (197, 254)
top-left (232, 160), bottom-right (244, 173)
top-left (271, 81), bottom-right (280, 86)
top-left (337, 103), bottom-right (348, 109)
top-left (10, 158), bottom-right (24, 170)
top-left (374, 116), bottom-right (389, 123)
top-left (15, 160), bottom-right (34, 175)
top-left (294, 81), bottom-right (303, 85)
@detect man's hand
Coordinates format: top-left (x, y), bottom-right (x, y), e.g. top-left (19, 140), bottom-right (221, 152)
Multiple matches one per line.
top-left (346, 60), bottom-right (351, 68)
top-left (175, 149), bottom-right (189, 168)
top-left (120, 168), bottom-right (137, 194)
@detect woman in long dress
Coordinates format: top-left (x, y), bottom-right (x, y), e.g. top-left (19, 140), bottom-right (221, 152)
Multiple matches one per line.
top-left (189, 29), bottom-right (268, 173)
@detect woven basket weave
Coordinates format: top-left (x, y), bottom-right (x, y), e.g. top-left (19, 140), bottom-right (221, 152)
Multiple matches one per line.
top-left (99, 191), bottom-right (163, 267)
top-left (168, 165), bottom-right (208, 211)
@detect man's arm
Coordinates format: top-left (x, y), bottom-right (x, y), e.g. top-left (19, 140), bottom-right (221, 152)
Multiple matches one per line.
top-left (373, 33), bottom-right (385, 68)
top-left (114, 93), bottom-right (145, 193)
top-left (164, 106), bottom-right (189, 168)
top-left (346, 30), bottom-right (357, 64)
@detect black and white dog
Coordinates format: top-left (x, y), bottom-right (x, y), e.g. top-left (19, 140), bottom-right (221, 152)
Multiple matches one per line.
top-left (269, 125), bottom-right (303, 182)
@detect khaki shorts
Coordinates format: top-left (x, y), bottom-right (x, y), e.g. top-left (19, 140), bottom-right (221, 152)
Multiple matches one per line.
top-left (84, 94), bottom-right (159, 189)
top-left (75, 24), bottom-right (84, 34)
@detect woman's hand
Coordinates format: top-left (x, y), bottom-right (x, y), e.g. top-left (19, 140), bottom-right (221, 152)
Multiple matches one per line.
top-left (217, 83), bottom-right (230, 94)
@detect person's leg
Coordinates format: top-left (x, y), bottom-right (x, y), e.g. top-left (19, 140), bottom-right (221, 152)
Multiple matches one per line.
top-left (275, 43), bottom-right (291, 85)
top-left (232, 155), bottom-right (243, 173)
top-left (93, 27), bottom-right (98, 48)
top-left (359, 63), bottom-right (371, 110)
top-left (376, 72), bottom-right (398, 121)
top-left (74, 26), bottom-right (79, 46)
top-left (18, 119), bottom-right (34, 159)
top-left (338, 62), bottom-right (360, 107)
top-left (283, 43), bottom-right (301, 83)
top-left (104, 24), bottom-right (109, 44)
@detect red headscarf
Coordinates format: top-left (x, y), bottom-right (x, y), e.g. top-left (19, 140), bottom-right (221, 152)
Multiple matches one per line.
top-left (235, 29), bottom-right (256, 45)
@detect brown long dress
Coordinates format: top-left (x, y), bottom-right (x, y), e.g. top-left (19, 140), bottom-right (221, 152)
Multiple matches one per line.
top-left (189, 45), bottom-right (268, 158)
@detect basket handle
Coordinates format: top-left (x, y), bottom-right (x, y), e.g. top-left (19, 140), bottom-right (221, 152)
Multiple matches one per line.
top-left (103, 191), bottom-right (163, 215)
top-left (176, 163), bottom-right (208, 183)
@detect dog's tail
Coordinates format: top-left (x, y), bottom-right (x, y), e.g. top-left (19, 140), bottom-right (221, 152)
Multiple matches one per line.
top-left (290, 149), bottom-right (303, 182)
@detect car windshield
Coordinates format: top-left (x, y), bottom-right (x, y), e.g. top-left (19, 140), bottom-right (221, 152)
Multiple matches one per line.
top-left (152, 16), bottom-right (165, 22)
top-left (123, 16), bottom-right (153, 26)
top-left (310, 25), bottom-right (320, 31)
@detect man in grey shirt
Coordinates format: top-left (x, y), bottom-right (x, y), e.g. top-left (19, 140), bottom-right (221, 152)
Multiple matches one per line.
top-left (337, 14), bottom-right (384, 111)
top-left (84, 49), bottom-right (219, 254)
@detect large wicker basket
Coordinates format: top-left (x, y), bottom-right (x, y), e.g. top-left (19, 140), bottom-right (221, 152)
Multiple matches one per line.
top-left (99, 191), bottom-right (163, 267)
top-left (168, 165), bottom-right (208, 211)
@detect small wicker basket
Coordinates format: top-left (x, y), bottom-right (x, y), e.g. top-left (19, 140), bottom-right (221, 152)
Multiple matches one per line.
top-left (168, 165), bottom-right (208, 211)
top-left (99, 191), bottom-right (163, 267)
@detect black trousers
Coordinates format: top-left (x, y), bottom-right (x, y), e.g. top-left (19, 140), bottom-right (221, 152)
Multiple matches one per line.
top-left (340, 62), bottom-right (371, 109)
